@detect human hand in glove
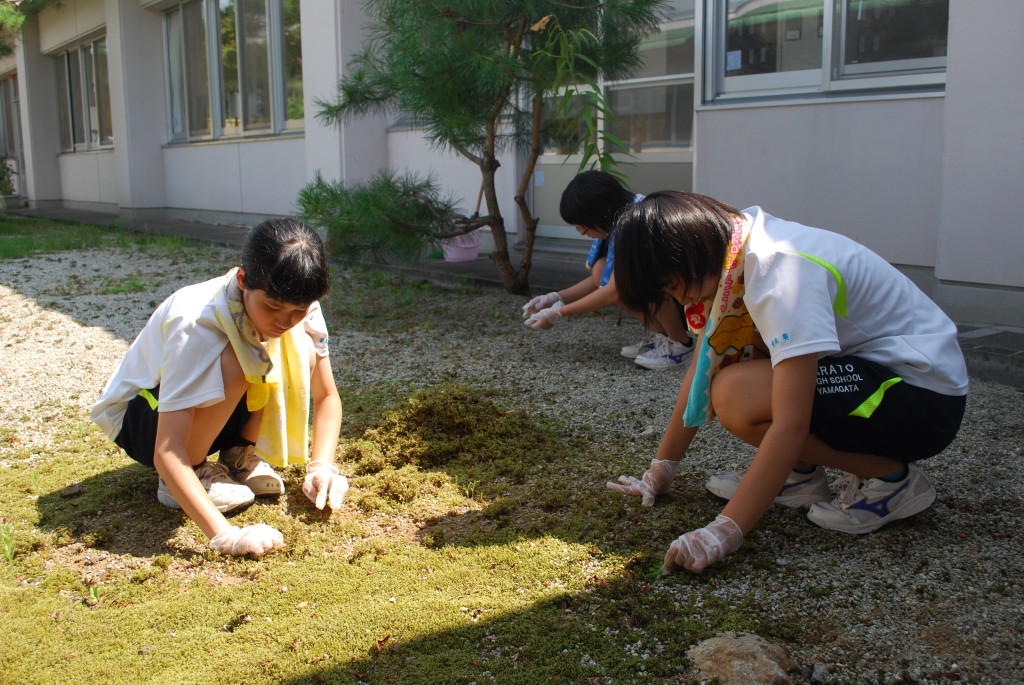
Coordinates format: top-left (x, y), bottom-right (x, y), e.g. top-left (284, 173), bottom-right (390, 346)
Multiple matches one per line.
top-left (606, 458), bottom-right (681, 507)
top-left (302, 460), bottom-right (349, 510)
top-left (662, 514), bottom-right (743, 574)
top-left (209, 523), bottom-right (285, 557)
top-left (522, 292), bottom-right (563, 318)
top-left (524, 300), bottom-right (564, 330)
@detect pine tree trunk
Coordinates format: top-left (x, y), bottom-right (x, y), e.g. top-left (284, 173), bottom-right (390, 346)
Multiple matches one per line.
top-left (480, 160), bottom-right (532, 296)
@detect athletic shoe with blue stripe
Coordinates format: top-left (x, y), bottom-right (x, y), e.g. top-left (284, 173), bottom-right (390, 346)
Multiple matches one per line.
top-left (621, 331), bottom-right (663, 359)
top-left (807, 463), bottom-right (936, 534)
top-left (706, 465), bottom-right (831, 508)
top-left (634, 336), bottom-right (694, 370)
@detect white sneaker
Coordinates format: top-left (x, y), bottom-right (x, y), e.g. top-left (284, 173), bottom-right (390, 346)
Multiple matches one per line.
top-left (219, 444), bottom-right (285, 496)
top-left (156, 461), bottom-right (255, 513)
top-left (621, 332), bottom-right (663, 359)
top-left (706, 465), bottom-right (831, 508)
top-left (807, 463), bottom-right (936, 535)
top-left (634, 337), bottom-right (694, 370)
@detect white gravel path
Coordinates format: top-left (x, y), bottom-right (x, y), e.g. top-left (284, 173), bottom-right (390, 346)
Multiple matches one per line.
top-left (1, 245), bottom-right (1022, 684)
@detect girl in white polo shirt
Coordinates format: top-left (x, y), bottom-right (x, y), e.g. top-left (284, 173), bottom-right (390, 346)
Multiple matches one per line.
top-left (606, 191), bottom-right (968, 573)
top-left (92, 218), bottom-right (348, 558)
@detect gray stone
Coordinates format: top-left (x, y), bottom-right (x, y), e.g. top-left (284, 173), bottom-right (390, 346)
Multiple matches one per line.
top-left (810, 663), bottom-right (831, 683)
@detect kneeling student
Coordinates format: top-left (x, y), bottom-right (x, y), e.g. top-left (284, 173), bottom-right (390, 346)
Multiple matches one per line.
top-left (92, 218), bottom-right (349, 557)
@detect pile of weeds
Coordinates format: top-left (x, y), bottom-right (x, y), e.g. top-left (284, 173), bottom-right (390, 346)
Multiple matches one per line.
top-left (341, 384), bottom-right (575, 529)
top-left (347, 383), bottom-right (561, 476)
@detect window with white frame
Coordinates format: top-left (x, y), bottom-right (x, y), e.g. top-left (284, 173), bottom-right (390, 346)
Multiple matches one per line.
top-left (165, 0), bottom-right (303, 142)
top-left (55, 37), bottom-right (113, 152)
top-left (607, 0), bottom-right (696, 154)
top-left (705, 0), bottom-right (948, 102)
top-left (542, 0), bottom-right (696, 158)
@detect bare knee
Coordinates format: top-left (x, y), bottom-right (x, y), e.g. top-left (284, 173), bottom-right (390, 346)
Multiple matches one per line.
top-left (711, 360), bottom-right (773, 444)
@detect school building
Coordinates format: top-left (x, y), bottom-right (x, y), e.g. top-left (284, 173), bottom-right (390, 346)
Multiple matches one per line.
top-left (0, 1), bottom-right (1020, 326)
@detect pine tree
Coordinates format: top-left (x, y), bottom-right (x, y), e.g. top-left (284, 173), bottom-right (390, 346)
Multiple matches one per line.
top-left (303, 0), bottom-right (665, 295)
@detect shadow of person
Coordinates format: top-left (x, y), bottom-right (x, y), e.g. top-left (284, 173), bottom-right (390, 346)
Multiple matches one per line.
top-left (34, 462), bottom-right (211, 560)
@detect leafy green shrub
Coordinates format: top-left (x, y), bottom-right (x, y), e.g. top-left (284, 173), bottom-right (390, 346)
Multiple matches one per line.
top-left (297, 169), bottom-right (461, 264)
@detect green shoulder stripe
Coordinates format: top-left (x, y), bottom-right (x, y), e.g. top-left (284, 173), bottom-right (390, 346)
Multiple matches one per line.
top-left (790, 252), bottom-right (848, 318)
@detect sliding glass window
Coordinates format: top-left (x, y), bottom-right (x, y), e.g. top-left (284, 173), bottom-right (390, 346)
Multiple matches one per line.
top-left (706, 0), bottom-right (948, 102)
top-left (606, 0), bottom-right (696, 154)
top-left (166, 0), bottom-right (303, 142)
top-left (56, 37), bottom-right (113, 152)
top-left (541, 0), bottom-right (697, 158)
top-left (167, 1), bottom-right (211, 139)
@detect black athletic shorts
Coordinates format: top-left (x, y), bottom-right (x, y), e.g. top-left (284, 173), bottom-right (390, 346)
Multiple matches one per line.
top-left (114, 386), bottom-right (251, 468)
top-left (810, 355), bottom-right (966, 462)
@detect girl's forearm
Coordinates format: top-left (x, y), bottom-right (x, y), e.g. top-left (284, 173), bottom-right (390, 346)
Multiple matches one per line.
top-left (153, 448), bottom-right (231, 539)
top-left (655, 334), bottom-right (702, 461)
top-left (309, 393), bottom-right (342, 464)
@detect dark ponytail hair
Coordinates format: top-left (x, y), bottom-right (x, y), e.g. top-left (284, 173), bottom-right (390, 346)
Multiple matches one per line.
top-left (241, 218), bottom-right (330, 305)
top-left (613, 191), bottom-right (741, 314)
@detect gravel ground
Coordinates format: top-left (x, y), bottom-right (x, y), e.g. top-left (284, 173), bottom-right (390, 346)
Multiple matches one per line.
top-left (2, 245), bottom-right (1022, 684)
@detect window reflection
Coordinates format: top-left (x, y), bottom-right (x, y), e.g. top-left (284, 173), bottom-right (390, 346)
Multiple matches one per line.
top-left (633, 0), bottom-right (696, 78)
top-left (842, 0), bottom-right (948, 68)
top-left (283, 0), bottom-right (303, 129)
top-left (725, 0), bottom-right (824, 76)
top-left (607, 83), bottom-right (693, 152)
top-left (238, 0), bottom-right (271, 131)
top-left (185, 1), bottom-right (211, 137)
top-left (220, 0), bottom-right (241, 135)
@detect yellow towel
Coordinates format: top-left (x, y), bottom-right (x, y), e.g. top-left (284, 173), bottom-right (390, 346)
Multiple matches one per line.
top-left (214, 268), bottom-right (310, 467)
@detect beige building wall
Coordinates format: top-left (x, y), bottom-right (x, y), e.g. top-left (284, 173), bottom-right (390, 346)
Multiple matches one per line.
top-left (693, 4), bottom-right (1023, 326)
top-left (936, 0), bottom-right (1024, 294)
top-left (38, 0), bottom-right (106, 53)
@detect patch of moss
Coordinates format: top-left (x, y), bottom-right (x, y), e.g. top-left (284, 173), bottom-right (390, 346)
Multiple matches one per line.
top-left (346, 383), bottom-right (567, 480)
top-left (38, 567), bottom-right (86, 593)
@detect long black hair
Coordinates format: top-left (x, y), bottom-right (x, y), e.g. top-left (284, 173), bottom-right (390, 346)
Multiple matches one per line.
top-left (613, 191), bottom-right (742, 314)
top-left (241, 218), bottom-right (330, 305)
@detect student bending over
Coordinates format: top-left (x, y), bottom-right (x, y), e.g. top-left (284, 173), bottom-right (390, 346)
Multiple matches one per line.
top-left (607, 192), bottom-right (968, 573)
top-left (523, 171), bottom-right (693, 370)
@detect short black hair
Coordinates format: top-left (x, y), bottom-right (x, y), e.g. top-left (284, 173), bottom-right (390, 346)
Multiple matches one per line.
top-left (613, 191), bottom-right (742, 314)
top-left (241, 218), bottom-right (330, 305)
top-left (559, 170), bottom-right (636, 231)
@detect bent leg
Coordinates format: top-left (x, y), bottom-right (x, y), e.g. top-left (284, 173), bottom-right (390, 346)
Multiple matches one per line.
top-left (184, 347), bottom-right (252, 465)
top-left (711, 359), bottom-right (902, 479)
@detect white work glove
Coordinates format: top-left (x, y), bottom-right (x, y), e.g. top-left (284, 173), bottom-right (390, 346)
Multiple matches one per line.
top-left (524, 300), bottom-right (564, 330)
top-left (209, 523), bottom-right (285, 557)
top-left (522, 291), bottom-right (563, 318)
top-left (606, 458), bottom-right (681, 507)
top-left (302, 461), bottom-right (349, 510)
top-left (663, 514), bottom-right (743, 574)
